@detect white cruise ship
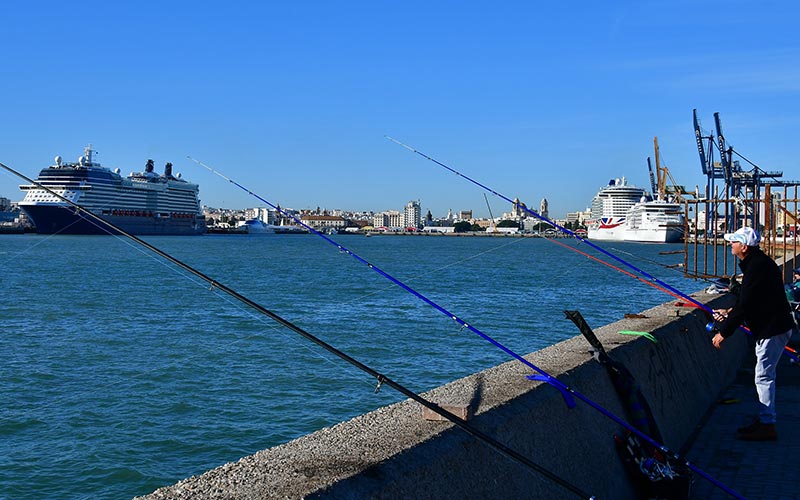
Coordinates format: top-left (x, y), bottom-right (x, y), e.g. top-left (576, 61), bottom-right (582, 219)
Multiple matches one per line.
top-left (586, 178), bottom-right (645, 241)
top-left (623, 198), bottom-right (685, 243)
top-left (19, 145), bottom-right (206, 235)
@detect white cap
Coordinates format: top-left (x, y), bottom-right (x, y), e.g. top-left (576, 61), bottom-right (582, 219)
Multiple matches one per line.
top-left (723, 226), bottom-right (760, 246)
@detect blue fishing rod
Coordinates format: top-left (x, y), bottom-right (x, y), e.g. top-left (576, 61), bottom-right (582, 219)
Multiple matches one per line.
top-left (189, 157), bottom-right (745, 499)
top-left (0, 160), bottom-right (597, 499)
top-left (386, 136), bottom-right (799, 364)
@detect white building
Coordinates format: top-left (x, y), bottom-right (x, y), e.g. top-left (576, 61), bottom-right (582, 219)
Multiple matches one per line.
top-left (300, 214), bottom-right (347, 230)
top-left (510, 198), bottom-right (528, 220)
top-left (566, 208), bottom-right (591, 226)
top-left (245, 207), bottom-right (278, 224)
top-left (373, 210), bottom-right (403, 229)
top-left (404, 200), bottom-right (421, 229)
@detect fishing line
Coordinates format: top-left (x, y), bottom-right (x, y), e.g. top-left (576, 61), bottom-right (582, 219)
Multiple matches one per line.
top-left (6, 190), bottom-right (350, 375)
top-left (387, 136), bottom-right (799, 363)
top-left (5, 166), bottom-right (360, 383)
top-left (189, 157), bottom-right (745, 499)
top-left (544, 237), bottom-right (686, 301)
top-left (104, 231), bottom-right (360, 378)
top-left (5, 220), bottom-right (375, 437)
top-left (329, 236), bottom-right (531, 312)
top-left (385, 136), bottom-right (700, 300)
top-left (609, 246), bottom-right (688, 275)
top-left (608, 245), bottom-right (724, 288)
top-left (0, 161), bottom-right (594, 499)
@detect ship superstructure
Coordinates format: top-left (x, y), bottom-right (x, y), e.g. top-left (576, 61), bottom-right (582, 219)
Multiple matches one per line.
top-left (623, 198), bottom-right (684, 243)
top-left (586, 178), bottom-right (645, 241)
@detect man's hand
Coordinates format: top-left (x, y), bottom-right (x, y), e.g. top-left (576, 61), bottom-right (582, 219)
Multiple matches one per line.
top-left (712, 333), bottom-right (725, 349)
top-left (712, 308), bottom-right (730, 323)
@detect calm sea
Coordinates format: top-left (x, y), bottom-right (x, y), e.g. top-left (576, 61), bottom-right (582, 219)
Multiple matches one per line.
top-left (1, 233), bottom-right (702, 499)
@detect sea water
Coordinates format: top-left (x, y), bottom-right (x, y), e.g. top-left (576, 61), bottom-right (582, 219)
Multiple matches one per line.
top-left (0, 233), bottom-right (702, 499)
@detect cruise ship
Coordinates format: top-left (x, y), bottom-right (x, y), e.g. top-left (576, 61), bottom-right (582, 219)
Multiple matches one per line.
top-left (19, 145), bottom-right (206, 235)
top-left (623, 198), bottom-right (685, 243)
top-left (586, 178), bottom-right (646, 241)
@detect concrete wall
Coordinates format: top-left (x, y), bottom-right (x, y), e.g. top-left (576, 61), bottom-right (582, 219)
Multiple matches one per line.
top-left (138, 292), bottom-right (747, 500)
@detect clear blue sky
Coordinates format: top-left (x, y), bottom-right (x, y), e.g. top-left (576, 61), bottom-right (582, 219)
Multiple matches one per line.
top-left (1, 0), bottom-right (798, 218)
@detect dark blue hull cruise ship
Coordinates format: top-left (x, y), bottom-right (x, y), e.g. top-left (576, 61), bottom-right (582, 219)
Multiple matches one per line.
top-left (19, 145), bottom-right (206, 235)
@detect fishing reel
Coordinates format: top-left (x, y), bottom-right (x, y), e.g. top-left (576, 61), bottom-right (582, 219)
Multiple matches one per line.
top-left (705, 321), bottom-right (721, 335)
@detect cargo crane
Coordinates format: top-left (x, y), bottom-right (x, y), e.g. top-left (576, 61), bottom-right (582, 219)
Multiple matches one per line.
top-left (647, 137), bottom-right (691, 202)
top-left (692, 109), bottom-right (799, 232)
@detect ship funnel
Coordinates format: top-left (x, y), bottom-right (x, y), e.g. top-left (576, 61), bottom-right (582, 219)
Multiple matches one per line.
top-left (164, 162), bottom-right (173, 177)
top-left (145, 159), bottom-right (154, 173)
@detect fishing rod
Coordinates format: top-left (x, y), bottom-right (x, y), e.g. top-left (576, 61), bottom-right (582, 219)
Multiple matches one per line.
top-left (0, 161), bottom-right (595, 499)
top-left (189, 158), bottom-right (744, 499)
top-left (386, 136), bottom-right (799, 363)
top-left (384, 136), bottom-right (706, 305)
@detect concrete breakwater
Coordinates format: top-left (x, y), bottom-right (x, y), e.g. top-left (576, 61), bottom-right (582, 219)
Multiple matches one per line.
top-left (137, 291), bottom-right (745, 500)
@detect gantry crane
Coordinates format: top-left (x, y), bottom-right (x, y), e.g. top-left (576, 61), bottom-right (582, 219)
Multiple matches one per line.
top-left (692, 109), bottom-right (798, 231)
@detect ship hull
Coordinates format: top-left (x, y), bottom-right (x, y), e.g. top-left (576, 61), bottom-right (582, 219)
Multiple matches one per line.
top-left (586, 217), bottom-right (627, 241)
top-left (21, 204), bottom-right (206, 235)
top-left (623, 226), bottom-right (683, 243)
top-left (623, 201), bottom-right (684, 243)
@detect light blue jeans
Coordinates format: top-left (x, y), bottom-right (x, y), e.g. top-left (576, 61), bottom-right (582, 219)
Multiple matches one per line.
top-left (755, 328), bottom-right (794, 424)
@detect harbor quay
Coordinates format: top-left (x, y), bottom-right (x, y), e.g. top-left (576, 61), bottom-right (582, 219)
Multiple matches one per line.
top-left (134, 285), bottom-right (789, 500)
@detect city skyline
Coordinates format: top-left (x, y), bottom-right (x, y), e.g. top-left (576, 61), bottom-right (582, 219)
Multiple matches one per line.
top-left (201, 196), bottom-right (556, 222)
top-left (1, 1), bottom-right (798, 219)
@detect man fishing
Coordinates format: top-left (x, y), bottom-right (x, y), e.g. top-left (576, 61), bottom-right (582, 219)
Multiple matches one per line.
top-left (711, 226), bottom-right (795, 441)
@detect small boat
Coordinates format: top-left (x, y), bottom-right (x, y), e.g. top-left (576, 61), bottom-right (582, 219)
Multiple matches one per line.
top-left (237, 219), bottom-right (277, 234)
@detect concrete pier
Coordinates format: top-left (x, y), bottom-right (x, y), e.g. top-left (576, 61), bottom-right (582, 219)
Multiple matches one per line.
top-left (136, 289), bottom-right (752, 499)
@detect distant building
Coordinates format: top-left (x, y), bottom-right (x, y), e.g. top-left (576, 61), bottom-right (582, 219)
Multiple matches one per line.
top-left (510, 198), bottom-right (528, 220)
top-left (373, 210), bottom-right (403, 229)
top-left (459, 210), bottom-right (472, 221)
top-left (566, 208), bottom-right (591, 226)
top-left (522, 218), bottom-right (542, 232)
top-left (0, 196), bottom-right (19, 223)
top-left (404, 200), bottom-right (421, 229)
top-left (301, 214), bottom-right (347, 230)
top-left (539, 198), bottom-right (549, 220)
top-left (372, 201), bottom-right (423, 230)
top-left (245, 207), bottom-right (279, 224)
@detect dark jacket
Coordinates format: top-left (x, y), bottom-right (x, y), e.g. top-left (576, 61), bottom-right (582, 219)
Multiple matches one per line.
top-left (719, 246), bottom-right (794, 339)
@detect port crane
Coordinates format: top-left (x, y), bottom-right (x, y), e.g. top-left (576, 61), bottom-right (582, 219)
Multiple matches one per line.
top-left (692, 109), bottom-right (800, 231)
top-left (647, 136), bottom-right (691, 202)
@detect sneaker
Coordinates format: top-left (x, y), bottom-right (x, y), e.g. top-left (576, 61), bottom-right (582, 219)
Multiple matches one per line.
top-left (737, 423), bottom-right (777, 441)
top-left (736, 419), bottom-right (761, 434)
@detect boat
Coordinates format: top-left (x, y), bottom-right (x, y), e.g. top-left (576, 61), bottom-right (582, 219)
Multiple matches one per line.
top-left (623, 197), bottom-right (685, 243)
top-left (586, 178), bottom-right (646, 241)
top-left (623, 137), bottom-right (686, 243)
top-left (273, 224), bottom-right (308, 234)
top-left (18, 145), bottom-right (206, 235)
top-left (237, 218), bottom-right (277, 234)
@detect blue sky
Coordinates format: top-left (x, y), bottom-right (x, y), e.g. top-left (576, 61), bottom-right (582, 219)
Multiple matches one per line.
top-left (1, 0), bottom-right (798, 218)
